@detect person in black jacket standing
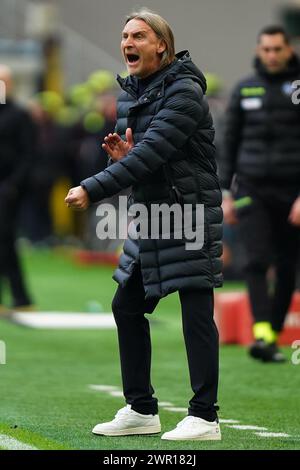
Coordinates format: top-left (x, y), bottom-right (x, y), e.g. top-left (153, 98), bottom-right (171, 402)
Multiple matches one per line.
top-left (220, 26), bottom-right (300, 362)
top-left (66, 9), bottom-right (222, 441)
top-left (0, 65), bottom-right (35, 311)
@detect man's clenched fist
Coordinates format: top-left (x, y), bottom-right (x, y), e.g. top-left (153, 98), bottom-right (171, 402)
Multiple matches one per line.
top-left (65, 186), bottom-right (90, 211)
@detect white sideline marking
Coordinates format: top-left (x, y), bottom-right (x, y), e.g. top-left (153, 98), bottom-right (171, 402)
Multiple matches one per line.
top-left (228, 425), bottom-right (268, 431)
top-left (219, 419), bottom-right (240, 424)
top-left (89, 385), bottom-right (118, 392)
top-left (12, 312), bottom-right (116, 329)
top-left (158, 402), bottom-right (174, 407)
top-left (255, 432), bottom-right (291, 438)
top-left (164, 407), bottom-right (187, 413)
top-left (109, 391), bottom-right (124, 397)
top-left (0, 434), bottom-right (37, 450)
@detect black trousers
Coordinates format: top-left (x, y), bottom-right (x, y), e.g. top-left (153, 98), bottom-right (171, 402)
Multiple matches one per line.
top-left (235, 179), bottom-right (300, 333)
top-left (0, 195), bottom-right (32, 307)
top-left (112, 265), bottom-right (219, 421)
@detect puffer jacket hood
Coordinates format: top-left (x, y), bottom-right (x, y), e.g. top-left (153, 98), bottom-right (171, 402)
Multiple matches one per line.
top-left (117, 50), bottom-right (207, 96)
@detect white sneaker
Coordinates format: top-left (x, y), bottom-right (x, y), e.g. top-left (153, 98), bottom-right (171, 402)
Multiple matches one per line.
top-left (161, 416), bottom-right (221, 441)
top-left (92, 405), bottom-right (161, 436)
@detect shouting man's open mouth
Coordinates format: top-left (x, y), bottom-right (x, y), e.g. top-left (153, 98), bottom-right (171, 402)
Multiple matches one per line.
top-left (126, 53), bottom-right (140, 66)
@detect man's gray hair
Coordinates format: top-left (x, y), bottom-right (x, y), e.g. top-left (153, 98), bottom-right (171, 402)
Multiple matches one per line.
top-left (125, 9), bottom-right (176, 69)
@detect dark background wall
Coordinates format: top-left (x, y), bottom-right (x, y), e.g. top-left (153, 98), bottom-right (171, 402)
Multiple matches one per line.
top-left (0, 0), bottom-right (297, 90)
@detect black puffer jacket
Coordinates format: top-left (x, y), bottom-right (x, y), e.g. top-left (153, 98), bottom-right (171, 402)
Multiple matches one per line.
top-left (81, 51), bottom-right (223, 298)
top-left (220, 55), bottom-right (300, 189)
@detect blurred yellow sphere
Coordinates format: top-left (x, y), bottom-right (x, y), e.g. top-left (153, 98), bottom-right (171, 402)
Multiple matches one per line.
top-left (55, 106), bottom-right (80, 127)
top-left (83, 111), bottom-right (105, 133)
top-left (35, 91), bottom-right (64, 116)
top-left (88, 70), bottom-right (115, 93)
top-left (204, 73), bottom-right (223, 97)
top-left (69, 83), bottom-right (93, 108)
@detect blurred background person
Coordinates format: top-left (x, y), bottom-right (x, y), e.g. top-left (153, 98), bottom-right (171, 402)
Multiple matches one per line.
top-left (22, 95), bottom-right (66, 245)
top-left (220, 26), bottom-right (300, 362)
top-left (0, 65), bottom-right (36, 311)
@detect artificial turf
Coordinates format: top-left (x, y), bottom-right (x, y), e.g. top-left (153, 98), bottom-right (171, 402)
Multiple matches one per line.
top-left (0, 247), bottom-right (299, 450)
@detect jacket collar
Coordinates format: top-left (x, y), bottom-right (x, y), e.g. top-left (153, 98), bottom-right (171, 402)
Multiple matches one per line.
top-left (117, 61), bottom-right (176, 99)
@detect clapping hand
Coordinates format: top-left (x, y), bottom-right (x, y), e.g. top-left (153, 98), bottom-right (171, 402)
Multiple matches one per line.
top-left (102, 128), bottom-right (134, 162)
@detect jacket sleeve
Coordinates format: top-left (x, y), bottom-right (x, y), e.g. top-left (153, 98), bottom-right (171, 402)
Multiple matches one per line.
top-left (219, 84), bottom-right (243, 190)
top-left (81, 82), bottom-right (205, 202)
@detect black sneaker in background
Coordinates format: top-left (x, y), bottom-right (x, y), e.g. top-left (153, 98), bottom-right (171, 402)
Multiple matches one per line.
top-left (249, 339), bottom-right (286, 363)
top-left (249, 339), bottom-right (266, 360)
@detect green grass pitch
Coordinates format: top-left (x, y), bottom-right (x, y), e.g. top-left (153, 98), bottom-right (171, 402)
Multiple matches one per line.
top-left (0, 247), bottom-right (299, 450)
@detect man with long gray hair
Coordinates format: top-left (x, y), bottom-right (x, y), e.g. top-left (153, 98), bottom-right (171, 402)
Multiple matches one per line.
top-left (66, 10), bottom-right (222, 441)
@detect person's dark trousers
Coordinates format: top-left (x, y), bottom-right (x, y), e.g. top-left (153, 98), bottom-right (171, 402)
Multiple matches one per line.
top-left (0, 194), bottom-right (32, 307)
top-left (112, 264), bottom-right (219, 422)
top-left (235, 179), bottom-right (300, 333)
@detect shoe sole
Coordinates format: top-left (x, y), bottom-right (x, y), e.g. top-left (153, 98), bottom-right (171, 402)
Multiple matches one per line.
top-left (92, 425), bottom-right (161, 436)
top-left (161, 433), bottom-right (221, 441)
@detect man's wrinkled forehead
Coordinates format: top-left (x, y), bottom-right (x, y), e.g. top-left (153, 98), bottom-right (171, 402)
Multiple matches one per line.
top-left (122, 19), bottom-right (154, 37)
